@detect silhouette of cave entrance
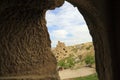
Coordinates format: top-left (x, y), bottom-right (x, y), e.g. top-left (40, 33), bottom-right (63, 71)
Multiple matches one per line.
top-left (47, 1), bottom-right (112, 80)
top-left (46, 1), bottom-right (97, 79)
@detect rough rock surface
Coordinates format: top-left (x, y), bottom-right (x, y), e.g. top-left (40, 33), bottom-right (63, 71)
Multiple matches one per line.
top-left (0, 0), bottom-right (64, 80)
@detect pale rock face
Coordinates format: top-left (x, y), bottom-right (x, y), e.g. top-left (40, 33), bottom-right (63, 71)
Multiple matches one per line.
top-left (52, 41), bottom-right (72, 61)
top-left (52, 41), bottom-right (95, 62)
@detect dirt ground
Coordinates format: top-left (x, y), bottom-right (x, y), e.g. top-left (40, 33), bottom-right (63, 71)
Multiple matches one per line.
top-left (59, 67), bottom-right (96, 80)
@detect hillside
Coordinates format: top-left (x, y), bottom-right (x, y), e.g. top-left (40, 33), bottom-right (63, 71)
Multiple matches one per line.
top-left (52, 41), bottom-right (95, 70)
top-left (52, 41), bottom-right (95, 62)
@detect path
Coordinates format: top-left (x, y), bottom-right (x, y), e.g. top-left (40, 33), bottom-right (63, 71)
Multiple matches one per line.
top-left (59, 67), bottom-right (96, 80)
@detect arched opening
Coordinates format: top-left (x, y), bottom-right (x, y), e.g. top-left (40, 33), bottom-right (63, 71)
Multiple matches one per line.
top-left (46, 1), bottom-right (98, 80)
top-left (0, 0), bottom-right (115, 80)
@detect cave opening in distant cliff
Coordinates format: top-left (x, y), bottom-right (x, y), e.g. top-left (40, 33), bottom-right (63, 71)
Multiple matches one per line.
top-left (46, 1), bottom-right (97, 80)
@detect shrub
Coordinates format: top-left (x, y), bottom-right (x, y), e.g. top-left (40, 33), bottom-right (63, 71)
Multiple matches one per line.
top-left (57, 55), bottom-right (75, 69)
top-left (85, 54), bottom-right (95, 67)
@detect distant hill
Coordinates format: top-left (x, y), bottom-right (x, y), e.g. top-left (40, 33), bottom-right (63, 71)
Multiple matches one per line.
top-left (52, 41), bottom-right (95, 61)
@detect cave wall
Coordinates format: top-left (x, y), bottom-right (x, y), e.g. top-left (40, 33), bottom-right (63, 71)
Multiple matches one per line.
top-left (0, 0), bottom-right (64, 80)
top-left (66, 0), bottom-right (117, 80)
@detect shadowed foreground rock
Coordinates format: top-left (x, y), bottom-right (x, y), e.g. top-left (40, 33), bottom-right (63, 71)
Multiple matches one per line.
top-left (0, 0), bottom-right (64, 80)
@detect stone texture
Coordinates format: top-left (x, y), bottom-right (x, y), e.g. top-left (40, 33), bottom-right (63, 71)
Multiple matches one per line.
top-left (0, 0), bottom-right (64, 80)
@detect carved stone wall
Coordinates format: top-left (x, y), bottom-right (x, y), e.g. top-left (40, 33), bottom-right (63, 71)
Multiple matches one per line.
top-left (0, 0), bottom-right (64, 80)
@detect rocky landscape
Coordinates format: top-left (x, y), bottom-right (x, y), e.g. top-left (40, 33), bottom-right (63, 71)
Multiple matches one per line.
top-left (52, 41), bottom-right (95, 68)
top-left (52, 41), bottom-right (96, 79)
top-left (52, 41), bottom-right (94, 61)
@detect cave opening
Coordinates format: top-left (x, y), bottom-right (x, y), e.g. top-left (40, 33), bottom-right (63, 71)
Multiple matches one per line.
top-left (0, 0), bottom-right (114, 80)
top-left (46, 1), bottom-right (98, 80)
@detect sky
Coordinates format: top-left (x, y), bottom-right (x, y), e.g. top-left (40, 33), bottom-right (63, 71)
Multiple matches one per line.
top-left (46, 1), bottom-right (92, 47)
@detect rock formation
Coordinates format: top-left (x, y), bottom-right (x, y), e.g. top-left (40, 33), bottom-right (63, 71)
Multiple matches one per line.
top-left (52, 41), bottom-right (72, 61)
top-left (52, 41), bottom-right (94, 62)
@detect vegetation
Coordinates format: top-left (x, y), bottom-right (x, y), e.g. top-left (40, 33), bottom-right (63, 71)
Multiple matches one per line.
top-left (58, 53), bottom-right (95, 69)
top-left (57, 55), bottom-right (75, 69)
top-left (84, 54), bottom-right (95, 67)
top-left (67, 74), bottom-right (98, 80)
